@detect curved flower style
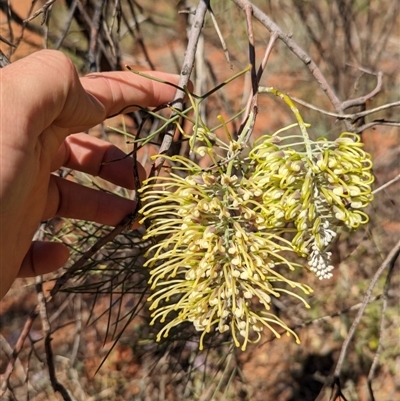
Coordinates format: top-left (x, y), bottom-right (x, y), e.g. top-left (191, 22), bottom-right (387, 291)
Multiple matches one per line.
top-left (249, 132), bottom-right (374, 279)
top-left (139, 156), bottom-right (313, 350)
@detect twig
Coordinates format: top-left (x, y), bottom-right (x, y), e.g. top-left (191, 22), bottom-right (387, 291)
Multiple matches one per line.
top-left (328, 376), bottom-right (349, 401)
top-left (372, 173), bottom-right (400, 195)
top-left (334, 240), bottom-right (400, 376)
top-left (69, 294), bottom-right (82, 366)
top-left (108, 0), bottom-right (122, 35)
top-left (152, 0), bottom-right (209, 172)
top-left (242, 31), bottom-right (278, 125)
top-left (208, 4), bottom-right (231, 66)
top-left (0, 335), bottom-right (26, 386)
top-left (37, 276), bottom-right (72, 400)
top-left (0, 50), bottom-right (11, 68)
top-left (242, 2), bottom-right (257, 98)
top-left (191, 3), bottom-right (207, 130)
top-left (0, 308), bottom-right (39, 397)
top-left (354, 120), bottom-right (400, 133)
top-left (74, 0), bottom-right (116, 71)
top-left (0, 1), bottom-right (87, 60)
top-left (24, 0), bottom-right (58, 25)
top-left (4, 0), bottom-right (37, 57)
top-left (231, 1), bottom-right (390, 135)
top-left (50, 293), bottom-right (76, 323)
top-left (341, 71), bottom-right (383, 111)
top-left (257, 32), bottom-right (278, 83)
top-left (50, 213), bottom-right (135, 297)
top-left (88, 0), bottom-right (105, 72)
top-left (239, 4), bottom-right (278, 146)
top-left (290, 96), bottom-right (400, 133)
top-left (241, 293), bottom-right (384, 370)
top-left (367, 256), bottom-right (396, 401)
top-left (0, 35), bottom-right (15, 48)
top-left (54, 0), bottom-right (77, 50)
top-left (315, 240), bottom-right (400, 401)
top-left (125, 0), bottom-right (155, 70)
top-left (291, 294), bottom-right (383, 331)
top-left (3, 0), bottom-right (15, 50)
top-left (290, 98), bottom-right (400, 121)
top-left (230, 0), bottom-right (348, 127)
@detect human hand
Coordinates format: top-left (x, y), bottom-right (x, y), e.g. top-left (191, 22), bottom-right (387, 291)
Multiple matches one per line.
top-left (0, 50), bottom-right (178, 299)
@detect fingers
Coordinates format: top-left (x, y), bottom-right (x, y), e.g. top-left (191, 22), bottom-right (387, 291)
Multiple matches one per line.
top-left (80, 70), bottom-right (180, 125)
top-left (3, 49), bottom-right (179, 144)
top-left (59, 68), bottom-right (180, 133)
top-left (2, 50), bottom-right (105, 146)
top-left (18, 242), bottom-right (70, 278)
top-left (44, 175), bottom-right (138, 226)
top-left (53, 133), bottom-right (146, 189)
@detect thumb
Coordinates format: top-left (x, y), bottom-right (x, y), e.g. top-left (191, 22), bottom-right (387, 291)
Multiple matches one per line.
top-left (4, 50), bottom-right (107, 144)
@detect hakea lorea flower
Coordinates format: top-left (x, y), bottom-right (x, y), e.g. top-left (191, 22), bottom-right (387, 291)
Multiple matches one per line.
top-left (249, 131), bottom-right (374, 279)
top-left (139, 155), bottom-right (313, 350)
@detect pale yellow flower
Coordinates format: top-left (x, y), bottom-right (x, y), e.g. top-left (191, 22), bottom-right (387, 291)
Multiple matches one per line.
top-left (249, 132), bottom-right (374, 279)
top-left (139, 156), bottom-right (312, 350)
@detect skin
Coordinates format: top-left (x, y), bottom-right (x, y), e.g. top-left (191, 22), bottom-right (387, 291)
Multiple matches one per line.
top-left (0, 49), bottom-right (179, 299)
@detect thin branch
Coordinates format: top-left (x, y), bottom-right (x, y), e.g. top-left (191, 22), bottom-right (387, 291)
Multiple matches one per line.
top-left (54, 0), bottom-right (77, 50)
top-left (0, 35), bottom-right (15, 48)
top-left (257, 32), bottom-right (278, 83)
top-left (0, 1), bottom-right (87, 59)
top-left (355, 101), bottom-right (400, 118)
top-left (74, 0), bottom-right (116, 71)
top-left (124, 0), bottom-right (155, 70)
top-left (36, 275), bottom-right (72, 401)
top-left (69, 294), bottom-right (82, 366)
top-left (208, 4), bottom-right (231, 66)
top-left (238, 6), bottom-right (278, 146)
top-left (232, 1), bottom-right (393, 135)
top-left (50, 213), bottom-right (135, 297)
top-left (290, 97), bottom-right (400, 121)
top-left (24, 0), bottom-right (58, 24)
top-left (88, 0), bottom-right (105, 72)
top-left (355, 120), bottom-right (400, 133)
top-left (333, 240), bottom-right (400, 377)
top-left (315, 240), bottom-right (400, 401)
top-left (291, 294), bottom-right (382, 331)
top-left (0, 50), bottom-right (11, 68)
top-left (231, 0), bottom-right (349, 127)
top-left (0, 335), bottom-right (26, 386)
top-left (152, 0), bottom-right (209, 172)
top-left (240, 32), bottom-right (279, 145)
top-left (372, 173), bottom-right (400, 195)
top-left (367, 257), bottom-right (396, 401)
top-left (4, 0), bottom-right (15, 51)
top-left (0, 308), bottom-right (39, 397)
top-left (242, 2), bottom-right (257, 98)
top-left (341, 71), bottom-right (383, 110)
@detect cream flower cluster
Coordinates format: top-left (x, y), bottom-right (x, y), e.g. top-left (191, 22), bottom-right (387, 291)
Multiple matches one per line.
top-left (139, 157), bottom-right (313, 350)
top-left (138, 90), bottom-right (374, 350)
top-left (249, 132), bottom-right (374, 279)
